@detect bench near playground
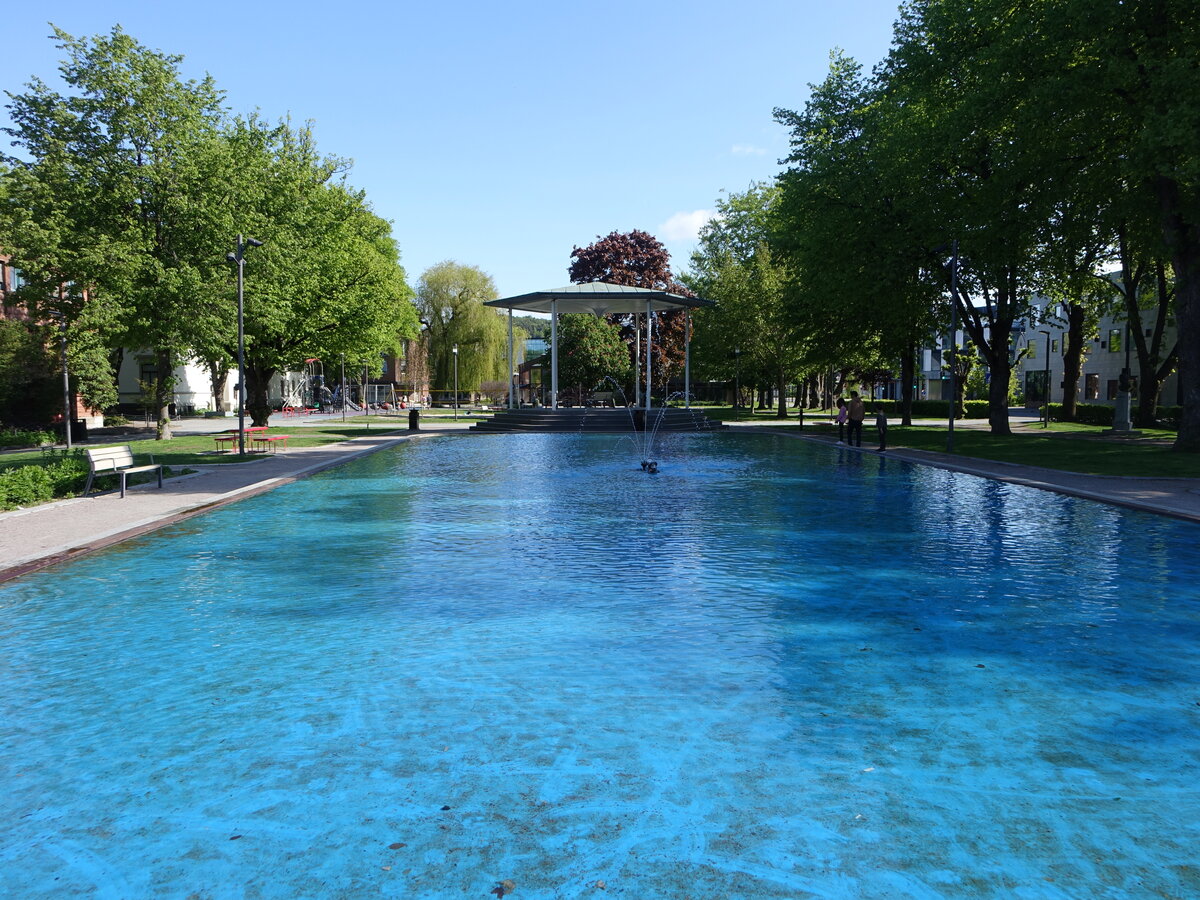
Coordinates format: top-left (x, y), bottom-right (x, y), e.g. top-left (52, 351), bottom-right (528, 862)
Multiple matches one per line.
top-left (84, 445), bottom-right (163, 498)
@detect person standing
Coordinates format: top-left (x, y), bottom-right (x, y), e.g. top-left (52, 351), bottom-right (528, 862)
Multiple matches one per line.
top-left (835, 397), bottom-right (848, 444)
top-left (847, 391), bottom-right (865, 447)
top-left (875, 403), bottom-right (888, 451)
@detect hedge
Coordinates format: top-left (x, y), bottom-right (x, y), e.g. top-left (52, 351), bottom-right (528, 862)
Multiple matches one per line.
top-left (0, 427), bottom-right (57, 450)
top-left (1047, 403), bottom-right (1180, 429)
top-left (853, 399), bottom-right (988, 419)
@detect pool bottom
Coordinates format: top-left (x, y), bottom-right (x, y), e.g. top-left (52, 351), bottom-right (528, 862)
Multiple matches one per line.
top-left (2, 433), bottom-right (1198, 898)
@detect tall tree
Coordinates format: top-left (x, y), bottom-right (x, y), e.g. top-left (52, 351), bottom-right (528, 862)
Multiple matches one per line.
top-left (555, 314), bottom-right (631, 401)
top-left (686, 183), bottom-right (801, 418)
top-left (415, 261), bottom-right (506, 395)
top-left (774, 51), bottom-right (937, 425)
top-left (568, 229), bottom-right (692, 396)
top-left (3, 26), bottom-right (228, 439)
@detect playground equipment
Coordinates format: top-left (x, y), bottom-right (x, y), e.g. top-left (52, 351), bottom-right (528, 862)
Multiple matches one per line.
top-left (281, 359), bottom-right (330, 413)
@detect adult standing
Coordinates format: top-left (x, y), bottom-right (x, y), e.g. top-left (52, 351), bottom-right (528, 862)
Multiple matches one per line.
top-left (847, 391), bottom-right (866, 447)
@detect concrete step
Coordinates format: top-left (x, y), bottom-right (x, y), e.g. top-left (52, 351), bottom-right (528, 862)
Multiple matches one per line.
top-left (469, 408), bottom-right (725, 433)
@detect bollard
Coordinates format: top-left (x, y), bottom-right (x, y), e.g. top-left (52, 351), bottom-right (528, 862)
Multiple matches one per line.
top-left (408, 408), bottom-right (420, 431)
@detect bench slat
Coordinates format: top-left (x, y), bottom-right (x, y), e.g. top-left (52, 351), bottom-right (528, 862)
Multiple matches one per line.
top-left (84, 445), bottom-right (163, 498)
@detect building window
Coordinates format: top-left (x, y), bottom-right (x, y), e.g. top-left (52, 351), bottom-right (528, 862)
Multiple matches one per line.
top-left (1107, 379), bottom-right (1118, 400)
top-left (1085, 374), bottom-right (1099, 400)
top-left (1025, 371), bottom-right (1048, 404)
top-left (1026, 341), bottom-right (1036, 360)
top-left (1051, 339), bottom-right (1059, 353)
top-left (1109, 329), bottom-right (1122, 353)
top-left (139, 362), bottom-right (157, 388)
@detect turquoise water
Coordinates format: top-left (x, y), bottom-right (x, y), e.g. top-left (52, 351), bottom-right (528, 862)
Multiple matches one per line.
top-left (1, 433), bottom-right (1198, 898)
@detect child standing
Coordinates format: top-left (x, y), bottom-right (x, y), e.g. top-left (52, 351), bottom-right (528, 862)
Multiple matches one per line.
top-left (875, 403), bottom-right (888, 451)
top-left (835, 398), bottom-right (848, 444)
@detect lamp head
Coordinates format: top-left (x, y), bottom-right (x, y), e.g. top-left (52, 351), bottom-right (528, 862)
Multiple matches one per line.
top-left (226, 252), bottom-right (238, 263)
top-left (245, 237), bottom-right (264, 248)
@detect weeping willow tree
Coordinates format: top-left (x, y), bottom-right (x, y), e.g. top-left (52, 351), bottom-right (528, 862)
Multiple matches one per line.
top-left (415, 261), bottom-right (513, 395)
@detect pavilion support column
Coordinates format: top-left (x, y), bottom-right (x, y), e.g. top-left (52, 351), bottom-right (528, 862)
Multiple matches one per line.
top-left (550, 299), bottom-right (559, 409)
top-left (634, 315), bottom-right (641, 408)
top-left (645, 299), bottom-right (653, 411)
top-left (507, 309), bottom-right (514, 410)
top-left (685, 310), bottom-right (691, 409)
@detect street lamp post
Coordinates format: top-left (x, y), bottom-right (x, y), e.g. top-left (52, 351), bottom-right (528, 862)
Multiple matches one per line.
top-left (226, 234), bottom-right (263, 456)
top-left (946, 240), bottom-right (959, 452)
top-left (452, 344), bottom-right (459, 421)
top-left (47, 309), bottom-right (72, 450)
top-left (1113, 321), bottom-right (1134, 432)
top-left (733, 347), bottom-right (742, 420)
top-left (1038, 329), bottom-right (1052, 428)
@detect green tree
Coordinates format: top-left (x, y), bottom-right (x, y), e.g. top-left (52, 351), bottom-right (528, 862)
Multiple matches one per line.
top-left (556, 314), bottom-right (631, 400)
top-left (687, 183), bottom-right (802, 418)
top-left (568, 230), bottom-right (692, 396)
top-left (221, 117), bottom-right (417, 425)
top-left (415, 262), bottom-right (508, 395)
top-left (774, 51), bottom-right (941, 425)
top-left (3, 25), bottom-right (228, 439)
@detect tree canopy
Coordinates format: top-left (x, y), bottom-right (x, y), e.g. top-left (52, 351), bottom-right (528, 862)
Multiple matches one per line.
top-left (1, 25), bottom-right (417, 434)
top-left (568, 229), bottom-right (692, 396)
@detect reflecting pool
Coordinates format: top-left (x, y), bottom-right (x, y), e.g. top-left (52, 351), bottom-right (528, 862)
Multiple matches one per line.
top-left (2, 433), bottom-right (1198, 898)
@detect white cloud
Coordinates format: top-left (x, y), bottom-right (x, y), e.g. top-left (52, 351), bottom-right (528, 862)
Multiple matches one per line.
top-left (731, 144), bottom-right (768, 156)
top-left (659, 209), bottom-right (715, 242)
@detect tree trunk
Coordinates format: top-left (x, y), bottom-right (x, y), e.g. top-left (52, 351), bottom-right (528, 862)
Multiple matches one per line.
top-left (207, 358), bottom-right (230, 414)
top-left (1155, 176), bottom-right (1200, 451)
top-left (245, 362), bottom-right (277, 427)
top-left (777, 370), bottom-right (788, 418)
top-left (1135, 369), bottom-right (1163, 427)
top-left (154, 348), bottom-right (173, 440)
top-left (1060, 302), bottom-right (1086, 421)
top-left (981, 344), bottom-right (1012, 434)
top-left (900, 343), bottom-right (915, 426)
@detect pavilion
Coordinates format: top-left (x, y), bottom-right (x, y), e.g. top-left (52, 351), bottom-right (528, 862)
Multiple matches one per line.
top-left (484, 282), bottom-right (714, 410)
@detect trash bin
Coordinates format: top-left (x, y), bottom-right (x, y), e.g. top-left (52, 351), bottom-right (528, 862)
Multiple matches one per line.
top-left (54, 420), bottom-right (88, 443)
top-left (408, 408), bottom-right (420, 431)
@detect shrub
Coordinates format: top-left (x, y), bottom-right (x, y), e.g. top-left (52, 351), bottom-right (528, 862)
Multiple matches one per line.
top-left (963, 400), bottom-right (989, 418)
top-left (1048, 404), bottom-right (1113, 426)
top-left (0, 427), bottom-right (57, 449)
top-left (852, 399), bottom-right (993, 419)
top-left (0, 464), bottom-right (55, 510)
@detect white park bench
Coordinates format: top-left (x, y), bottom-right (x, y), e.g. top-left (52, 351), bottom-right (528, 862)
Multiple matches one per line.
top-left (84, 445), bottom-right (163, 498)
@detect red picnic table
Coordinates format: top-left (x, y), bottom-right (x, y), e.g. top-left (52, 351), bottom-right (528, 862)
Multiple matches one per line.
top-left (213, 427), bottom-right (268, 452)
top-left (250, 434), bottom-right (291, 453)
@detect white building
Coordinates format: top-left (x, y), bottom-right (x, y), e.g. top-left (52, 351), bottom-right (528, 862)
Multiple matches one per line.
top-left (1012, 298), bottom-right (1180, 409)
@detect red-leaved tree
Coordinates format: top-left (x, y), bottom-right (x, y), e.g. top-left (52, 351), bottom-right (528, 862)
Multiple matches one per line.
top-left (568, 230), bottom-right (692, 395)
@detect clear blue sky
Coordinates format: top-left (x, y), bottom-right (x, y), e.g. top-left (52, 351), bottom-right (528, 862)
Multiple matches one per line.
top-left (3, 1), bottom-right (901, 298)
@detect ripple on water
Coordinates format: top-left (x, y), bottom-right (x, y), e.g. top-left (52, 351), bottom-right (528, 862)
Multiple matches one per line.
top-left (1, 433), bottom-right (1198, 898)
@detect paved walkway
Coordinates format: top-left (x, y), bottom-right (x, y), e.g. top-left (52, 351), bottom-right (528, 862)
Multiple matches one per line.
top-left (0, 416), bottom-right (474, 583)
top-left (3, 414), bottom-right (1197, 584)
top-left (735, 423), bottom-right (1200, 522)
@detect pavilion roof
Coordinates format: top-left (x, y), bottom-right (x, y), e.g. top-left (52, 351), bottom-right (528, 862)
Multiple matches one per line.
top-left (485, 281), bottom-right (714, 316)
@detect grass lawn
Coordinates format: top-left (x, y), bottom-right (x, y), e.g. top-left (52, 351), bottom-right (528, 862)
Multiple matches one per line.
top-left (699, 407), bottom-right (1199, 478)
top-left (884, 426), bottom-right (1199, 478)
top-left (0, 423), bottom-right (408, 473)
